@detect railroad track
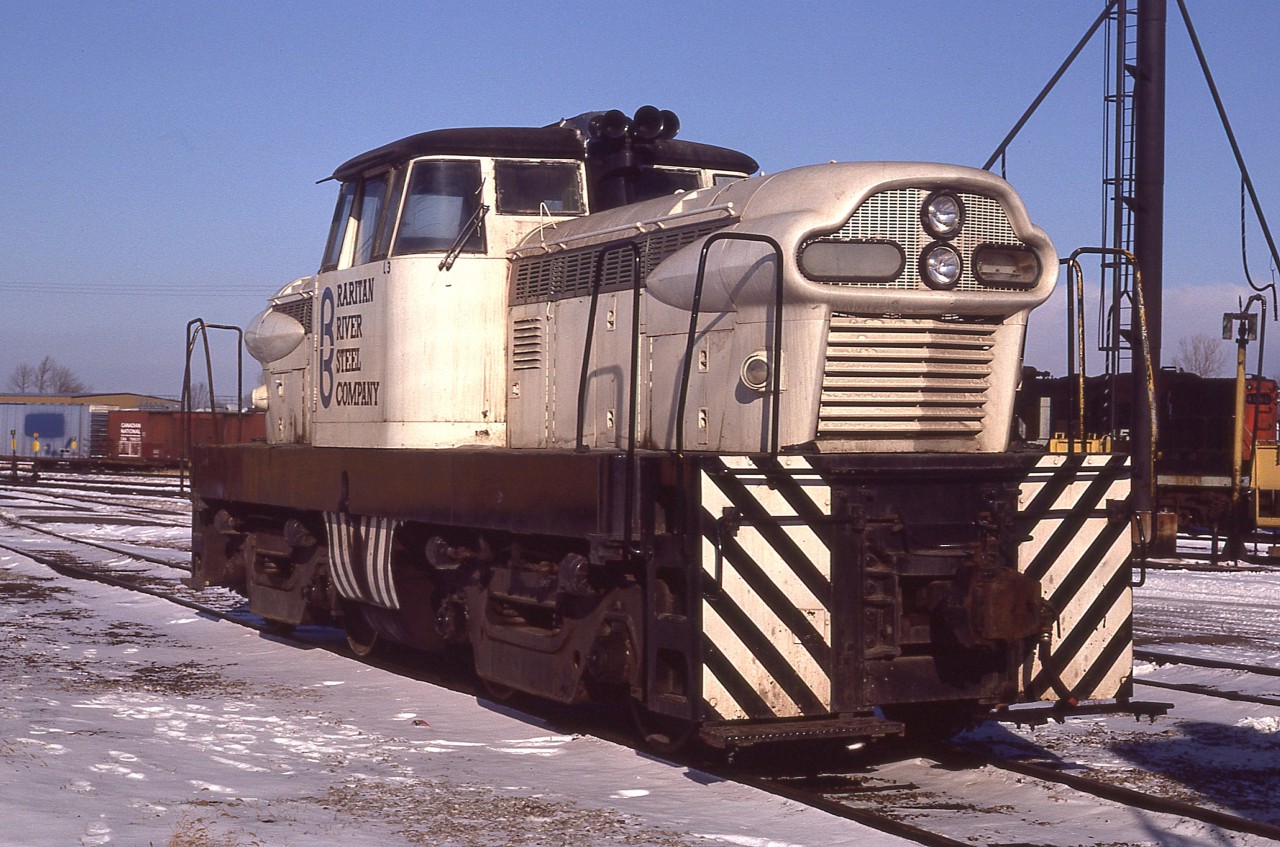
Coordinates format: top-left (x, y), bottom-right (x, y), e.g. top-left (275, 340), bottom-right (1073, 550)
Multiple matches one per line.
top-left (725, 737), bottom-right (1280, 846)
top-left (1134, 648), bottom-right (1280, 708)
top-left (0, 475), bottom-right (189, 527)
top-left (1, 468), bottom-right (188, 500)
top-left (4, 486), bottom-right (1279, 845)
top-left (0, 514), bottom-right (239, 622)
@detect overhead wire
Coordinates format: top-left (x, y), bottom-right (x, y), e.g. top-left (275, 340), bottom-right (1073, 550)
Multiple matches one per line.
top-left (1177, 0), bottom-right (1280, 321)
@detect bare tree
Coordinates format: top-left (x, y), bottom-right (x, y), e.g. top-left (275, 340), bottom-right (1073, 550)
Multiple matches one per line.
top-left (6, 356), bottom-right (88, 394)
top-left (1173, 334), bottom-right (1229, 378)
top-left (186, 381), bottom-right (212, 411)
top-left (6, 362), bottom-right (36, 393)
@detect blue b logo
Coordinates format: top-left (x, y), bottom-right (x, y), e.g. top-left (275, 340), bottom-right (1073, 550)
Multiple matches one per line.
top-left (319, 288), bottom-right (335, 408)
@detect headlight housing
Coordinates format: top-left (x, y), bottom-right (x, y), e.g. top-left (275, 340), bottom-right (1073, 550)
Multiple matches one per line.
top-left (973, 244), bottom-right (1041, 287)
top-left (921, 191), bottom-right (964, 239)
top-left (798, 240), bottom-right (904, 282)
top-left (920, 242), bottom-right (963, 289)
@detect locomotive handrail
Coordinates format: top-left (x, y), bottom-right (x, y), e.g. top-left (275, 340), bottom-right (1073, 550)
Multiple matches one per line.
top-left (180, 319), bottom-right (244, 492)
top-left (676, 232), bottom-right (785, 458)
top-left (1061, 256), bottom-right (1088, 455)
top-left (1063, 247), bottom-right (1157, 501)
top-left (575, 241), bottom-right (644, 553)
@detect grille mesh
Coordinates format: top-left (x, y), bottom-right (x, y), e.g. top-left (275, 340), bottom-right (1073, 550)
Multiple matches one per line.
top-left (815, 189), bottom-right (1023, 291)
top-left (819, 314), bottom-right (997, 439)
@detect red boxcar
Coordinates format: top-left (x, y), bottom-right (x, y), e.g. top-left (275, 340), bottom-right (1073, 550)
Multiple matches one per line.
top-left (108, 410), bottom-right (266, 464)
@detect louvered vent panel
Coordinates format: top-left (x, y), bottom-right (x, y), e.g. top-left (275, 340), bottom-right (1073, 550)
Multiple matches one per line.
top-left (819, 315), bottom-right (997, 439)
top-left (819, 190), bottom-right (1022, 291)
top-left (514, 259), bottom-right (557, 303)
top-left (271, 297), bottom-right (314, 333)
top-left (511, 317), bottom-right (544, 371)
top-left (511, 221), bottom-right (729, 304)
top-left (558, 251), bottom-right (599, 299)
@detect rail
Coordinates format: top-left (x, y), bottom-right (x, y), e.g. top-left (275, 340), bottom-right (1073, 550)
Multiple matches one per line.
top-left (675, 232), bottom-right (785, 458)
top-left (1062, 248), bottom-right (1157, 467)
top-left (181, 319), bottom-right (244, 491)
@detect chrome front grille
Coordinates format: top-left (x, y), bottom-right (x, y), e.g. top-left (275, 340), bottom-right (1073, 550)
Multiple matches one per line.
top-left (819, 315), bottom-right (996, 439)
top-left (815, 189), bottom-right (1022, 291)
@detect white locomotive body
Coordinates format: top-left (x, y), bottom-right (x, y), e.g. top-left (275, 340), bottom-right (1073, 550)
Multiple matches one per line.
top-left (194, 110), bottom-right (1144, 747)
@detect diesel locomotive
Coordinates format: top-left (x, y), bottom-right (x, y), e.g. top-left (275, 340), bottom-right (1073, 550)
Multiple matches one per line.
top-left (189, 108), bottom-right (1144, 748)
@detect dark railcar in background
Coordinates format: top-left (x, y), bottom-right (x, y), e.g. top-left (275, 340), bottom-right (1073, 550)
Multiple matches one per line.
top-left (1015, 370), bottom-right (1279, 531)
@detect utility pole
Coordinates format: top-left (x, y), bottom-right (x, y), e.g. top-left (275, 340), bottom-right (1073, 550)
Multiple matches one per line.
top-left (1132, 0), bottom-right (1166, 518)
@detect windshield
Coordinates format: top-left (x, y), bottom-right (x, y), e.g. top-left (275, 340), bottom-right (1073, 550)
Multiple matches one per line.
top-left (393, 160), bottom-right (485, 255)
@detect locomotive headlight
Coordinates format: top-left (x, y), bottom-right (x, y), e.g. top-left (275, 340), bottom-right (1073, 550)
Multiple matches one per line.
top-left (741, 351), bottom-right (771, 392)
top-left (922, 191), bottom-right (964, 239)
top-left (973, 244), bottom-right (1041, 287)
top-left (920, 242), bottom-right (963, 289)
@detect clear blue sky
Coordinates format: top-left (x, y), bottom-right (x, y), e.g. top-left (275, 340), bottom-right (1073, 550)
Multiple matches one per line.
top-left (3, 1), bottom-right (1279, 399)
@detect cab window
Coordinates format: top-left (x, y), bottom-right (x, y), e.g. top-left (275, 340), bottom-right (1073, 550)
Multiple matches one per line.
top-left (393, 160), bottom-right (485, 254)
top-left (321, 181), bottom-right (358, 271)
top-left (352, 173), bottom-right (389, 266)
top-left (495, 160), bottom-right (584, 215)
top-left (633, 167), bottom-right (700, 202)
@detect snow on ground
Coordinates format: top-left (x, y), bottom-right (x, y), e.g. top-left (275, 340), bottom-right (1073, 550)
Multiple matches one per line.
top-left (0, 552), bottom-right (912, 847)
top-left (4, 485), bottom-right (1280, 846)
top-left (950, 566), bottom-right (1280, 836)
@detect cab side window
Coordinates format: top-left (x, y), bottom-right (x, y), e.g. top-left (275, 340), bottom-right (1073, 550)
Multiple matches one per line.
top-left (393, 160), bottom-right (485, 254)
top-left (352, 173), bottom-right (389, 266)
top-left (495, 160), bottom-right (584, 215)
top-left (320, 171), bottom-right (397, 271)
top-left (632, 167), bottom-right (700, 202)
top-left (321, 182), bottom-right (358, 271)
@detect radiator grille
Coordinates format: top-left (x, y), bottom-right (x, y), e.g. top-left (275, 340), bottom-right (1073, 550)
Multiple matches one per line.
top-left (512, 221), bottom-right (727, 304)
top-left (819, 315), bottom-right (997, 439)
top-left (814, 189), bottom-right (1022, 291)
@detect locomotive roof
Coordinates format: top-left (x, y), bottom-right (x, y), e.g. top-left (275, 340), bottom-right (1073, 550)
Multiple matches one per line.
top-left (330, 124), bottom-right (758, 182)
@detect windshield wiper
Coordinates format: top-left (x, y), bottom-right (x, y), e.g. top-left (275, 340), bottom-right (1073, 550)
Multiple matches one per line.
top-left (439, 202), bottom-right (489, 272)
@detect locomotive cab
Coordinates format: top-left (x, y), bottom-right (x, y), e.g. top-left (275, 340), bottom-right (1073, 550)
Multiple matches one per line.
top-left (246, 119), bottom-right (757, 451)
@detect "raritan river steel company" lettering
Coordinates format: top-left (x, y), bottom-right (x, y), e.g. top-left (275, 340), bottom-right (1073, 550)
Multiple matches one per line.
top-left (319, 277), bottom-right (381, 409)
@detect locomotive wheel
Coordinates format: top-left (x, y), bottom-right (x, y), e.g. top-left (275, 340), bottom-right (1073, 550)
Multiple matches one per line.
top-left (628, 699), bottom-right (696, 754)
top-left (477, 676), bottom-right (518, 703)
top-left (343, 603), bottom-right (381, 658)
top-left (262, 619), bottom-right (295, 637)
